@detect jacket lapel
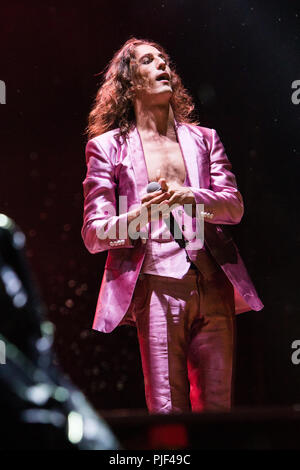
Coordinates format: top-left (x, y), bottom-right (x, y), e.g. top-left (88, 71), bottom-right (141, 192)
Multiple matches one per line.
top-left (175, 123), bottom-right (200, 189)
top-left (127, 127), bottom-right (149, 201)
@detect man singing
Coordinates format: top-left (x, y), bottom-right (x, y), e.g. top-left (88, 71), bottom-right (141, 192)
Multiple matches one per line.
top-left (81, 37), bottom-right (263, 414)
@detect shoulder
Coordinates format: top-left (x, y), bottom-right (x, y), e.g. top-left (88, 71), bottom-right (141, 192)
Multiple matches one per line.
top-left (85, 128), bottom-right (120, 163)
top-left (179, 122), bottom-right (215, 152)
top-left (86, 128), bottom-right (120, 151)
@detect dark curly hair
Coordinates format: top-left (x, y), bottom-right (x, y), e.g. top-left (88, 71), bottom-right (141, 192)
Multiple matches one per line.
top-left (85, 37), bottom-right (199, 141)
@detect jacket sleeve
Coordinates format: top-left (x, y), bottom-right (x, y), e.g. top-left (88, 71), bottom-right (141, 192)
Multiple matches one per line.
top-left (81, 138), bottom-right (135, 254)
top-left (189, 128), bottom-right (244, 225)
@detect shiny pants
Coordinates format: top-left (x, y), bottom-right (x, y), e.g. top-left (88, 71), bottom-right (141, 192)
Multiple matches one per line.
top-left (133, 266), bottom-right (236, 414)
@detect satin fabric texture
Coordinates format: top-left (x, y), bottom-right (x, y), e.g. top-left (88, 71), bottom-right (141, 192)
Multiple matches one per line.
top-left (81, 122), bottom-right (264, 333)
top-left (132, 265), bottom-right (235, 413)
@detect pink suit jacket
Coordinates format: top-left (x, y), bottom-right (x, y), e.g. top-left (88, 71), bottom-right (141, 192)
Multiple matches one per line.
top-left (81, 122), bottom-right (264, 333)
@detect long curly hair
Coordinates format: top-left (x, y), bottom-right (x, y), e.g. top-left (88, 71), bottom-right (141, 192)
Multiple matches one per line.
top-left (85, 37), bottom-right (199, 141)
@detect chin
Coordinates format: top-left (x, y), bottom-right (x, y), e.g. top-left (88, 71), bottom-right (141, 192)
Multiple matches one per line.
top-left (157, 86), bottom-right (173, 95)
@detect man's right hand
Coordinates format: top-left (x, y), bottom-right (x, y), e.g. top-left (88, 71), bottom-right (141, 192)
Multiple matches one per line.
top-left (127, 189), bottom-right (170, 230)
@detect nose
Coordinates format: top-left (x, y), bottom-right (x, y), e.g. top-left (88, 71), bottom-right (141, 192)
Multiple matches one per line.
top-left (156, 57), bottom-right (166, 70)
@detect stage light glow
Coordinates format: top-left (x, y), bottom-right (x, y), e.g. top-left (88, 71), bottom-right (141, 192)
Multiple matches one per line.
top-left (12, 231), bottom-right (26, 249)
top-left (35, 336), bottom-right (52, 352)
top-left (26, 384), bottom-right (53, 405)
top-left (0, 214), bottom-right (9, 228)
top-left (41, 321), bottom-right (55, 335)
top-left (13, 291), bottom-right (28, 308)
top-left (54, 386), bottom-right (69, 402)
top-left (68, 411), bottom-right (83, 444)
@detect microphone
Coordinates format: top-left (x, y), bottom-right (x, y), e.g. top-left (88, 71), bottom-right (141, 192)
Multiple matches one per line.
top-left (146, 181), bottom-right (186, 249)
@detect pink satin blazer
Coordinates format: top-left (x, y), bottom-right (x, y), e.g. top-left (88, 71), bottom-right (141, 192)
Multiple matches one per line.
top-left (81, 122), bottom-right (264, 333)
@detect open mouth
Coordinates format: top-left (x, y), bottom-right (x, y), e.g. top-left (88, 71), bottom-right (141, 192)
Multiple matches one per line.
top-left (156, 73), bottom-right (170, 82)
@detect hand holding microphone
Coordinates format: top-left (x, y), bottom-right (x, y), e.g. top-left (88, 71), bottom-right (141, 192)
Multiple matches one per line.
top-left (126, 183), bottom-right (170, 230)
top-left (146, 180), bottom-right (187, 248)
top-left (127, 176), bottom-right (213, 241)
top-left (146, 178), bottom-right (214, 220)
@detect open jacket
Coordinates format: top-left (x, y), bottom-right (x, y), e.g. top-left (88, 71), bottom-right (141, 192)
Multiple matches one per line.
top-left (81, 122), bottom-right (264, 333)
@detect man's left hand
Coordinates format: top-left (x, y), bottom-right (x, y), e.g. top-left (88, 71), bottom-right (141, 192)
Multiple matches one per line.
top-left (158, 178), bottom-right (195, 207)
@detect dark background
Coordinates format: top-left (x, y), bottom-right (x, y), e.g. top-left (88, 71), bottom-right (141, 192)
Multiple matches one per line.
top-left (1, 0), bottom-right (299, 412)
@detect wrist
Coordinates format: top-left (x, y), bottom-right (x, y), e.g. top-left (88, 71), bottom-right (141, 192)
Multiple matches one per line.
top-left (127, 208), bottom-right (140, 226)
top-left (184, 189), bottom-right (196, 206)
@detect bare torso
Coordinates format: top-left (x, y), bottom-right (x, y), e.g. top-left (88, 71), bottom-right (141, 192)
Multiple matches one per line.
top-left (139, 134), bottom-right (187, 185)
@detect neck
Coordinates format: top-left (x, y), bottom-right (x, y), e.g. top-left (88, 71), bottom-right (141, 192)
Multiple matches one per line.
top-left (134, 100), bottom-right (176, 140)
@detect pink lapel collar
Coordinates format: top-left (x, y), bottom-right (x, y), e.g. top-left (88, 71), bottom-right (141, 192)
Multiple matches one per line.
top-left (127, 127), bottom-right (149, 201)
top-left (175, 122), bottom-right (200, 189)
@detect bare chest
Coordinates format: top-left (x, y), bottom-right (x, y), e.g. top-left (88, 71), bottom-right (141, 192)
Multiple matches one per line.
top-left (141, 140), bottom-right (187, 185)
